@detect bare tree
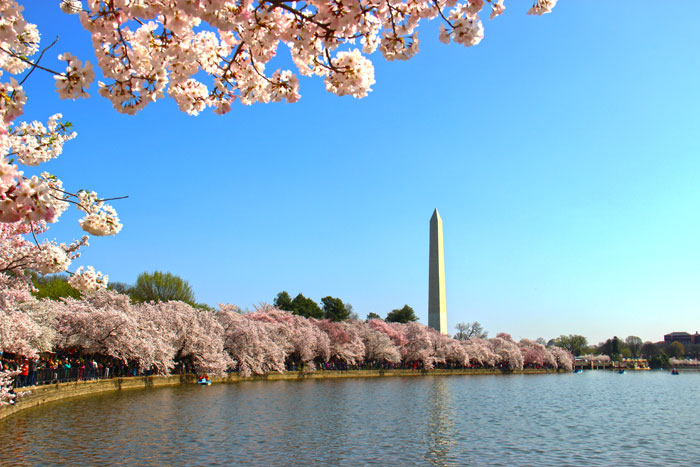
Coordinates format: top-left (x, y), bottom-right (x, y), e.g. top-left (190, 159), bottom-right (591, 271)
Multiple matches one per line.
top-left (454, 321), bottom-right (488, 340)
top-left (625, 336), bottom-right (643, 358)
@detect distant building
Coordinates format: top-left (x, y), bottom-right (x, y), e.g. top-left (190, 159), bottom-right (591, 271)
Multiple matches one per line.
top-left (664, 331), bottom-right (700, 345)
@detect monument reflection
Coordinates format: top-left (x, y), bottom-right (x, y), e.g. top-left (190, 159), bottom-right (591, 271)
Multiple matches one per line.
top-left (424, 378), bottom-right (456, 467)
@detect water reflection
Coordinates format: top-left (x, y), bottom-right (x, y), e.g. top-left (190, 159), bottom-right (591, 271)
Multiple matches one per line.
top-left (424, 378), bottom-right (456, 467)
top-left (2, 372), bottom-right (700, 466)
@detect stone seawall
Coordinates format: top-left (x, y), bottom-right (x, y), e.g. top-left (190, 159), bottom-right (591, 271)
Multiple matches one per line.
top-left (1, 368), bottom-right (558, 420)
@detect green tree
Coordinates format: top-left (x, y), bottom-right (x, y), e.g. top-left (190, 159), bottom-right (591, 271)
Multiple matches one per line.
top-left (291, 293), bottom-right (324, 319)
top-left (620, 346), bottom-right (632, 358)
top-left (366, 312), bottom-right (382, 322)
top-left (625, 336), bottom-right (643, 358)
top-left (274, 291), bottom-right (294, 311)
top-left (321, 296), bottom-right (349, 321)
top-left (599, 336), bottom-right (622, 361)
top-left (553, 334), bottom-right (588, 356)
top-left (687, 344), bottom-right (700, 360)
top-left (386, 305), bottom-right (418, 324)
top-left (669, 341), bottom-right (685, 359)
top-left (130, 271), bottom-right (196, 305)
top-left (649, 351), bottom-right (670, 369)
top-left (640, 342), bottom-right (659, 360)
top-left (454, 321), bottom-right (488, 340)
top-left (31, 273), bottom-right (81, 300)
top-left (612, 336), bottom-right (621, 356)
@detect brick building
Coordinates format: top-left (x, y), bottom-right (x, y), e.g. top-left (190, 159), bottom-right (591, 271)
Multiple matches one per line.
top-left (664, 331), bottom-right (700, 345)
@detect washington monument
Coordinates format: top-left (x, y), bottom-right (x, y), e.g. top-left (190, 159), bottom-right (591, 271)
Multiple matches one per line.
top-left (429, 209), bottom-right (447, 334)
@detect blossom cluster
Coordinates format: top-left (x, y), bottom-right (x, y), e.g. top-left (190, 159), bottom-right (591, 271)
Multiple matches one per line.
top-left (0, 221), bottom-right (89, 278)
top-left (49, 0), bottom-right (557, 114)
top-left (0, 370), bottom-right (21, 405)
top-left (54, 52), bottom-right (95, 99)
top-left (76, 191), bottom-right (122, 237)
top-left (67, 265), bottom-right (108, 292)
top-left (0, 1), bottom-right (120, 285)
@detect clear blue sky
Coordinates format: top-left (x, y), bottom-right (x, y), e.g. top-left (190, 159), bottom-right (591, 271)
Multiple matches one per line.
top-left (18, 1), bottom-right (700, 345)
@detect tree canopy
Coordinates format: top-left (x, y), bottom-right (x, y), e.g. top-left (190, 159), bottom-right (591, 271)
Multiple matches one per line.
top-left (31, 273), bottom-right (81, 301)
top-left (553, 335), bottom-right (588, 357)
top-left (640, 342), bottom-right (658, 360)
top-left (669, 342), bottom-right (685, 359)
top-left (291, 293), bottom-right (324, 319)
top-left (366, 312), bottom-right (382, 322)
top-left (321, 296), bottom-right (350, 322)
top-left (625, 336), bottom-right (643, 358)
top-left (386, 305), bottom-right (418, 324)
top-left (454, 321), bottom-right (488, 340)
top-left (273, 291), bottom-right (294, 312)
top-left (130, 271), bottom-right (196, 306)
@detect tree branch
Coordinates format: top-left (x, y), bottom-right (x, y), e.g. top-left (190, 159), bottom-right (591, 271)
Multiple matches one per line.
top-left (17, 36), bottom-right (60, 86)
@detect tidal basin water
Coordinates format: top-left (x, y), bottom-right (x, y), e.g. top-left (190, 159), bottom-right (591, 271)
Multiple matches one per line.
top-left (2, 371), bottom-right (699, 466)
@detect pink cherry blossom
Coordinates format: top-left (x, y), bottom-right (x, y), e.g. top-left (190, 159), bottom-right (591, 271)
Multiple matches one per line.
top-left (0, 369), bottom-right (21, 405)
top-left (218, 305), bottom-right (287, 377)
top-left (314, 319), bottom-right (365, 365)
top-left (347, 320), bottom-right (401, 363)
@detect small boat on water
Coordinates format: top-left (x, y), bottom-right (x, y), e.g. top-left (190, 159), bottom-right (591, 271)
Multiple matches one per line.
top-left (671, 369), bottom-right (680, 375)
top-left (618, 370), bottom-right (625, 374)
top-left (198, 375), bottom-right (212, 385)
top-left (573, 369), bottom-right (583, 374)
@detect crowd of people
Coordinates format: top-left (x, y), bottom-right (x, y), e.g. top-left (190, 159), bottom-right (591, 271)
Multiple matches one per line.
top-left (0, 351), bottom-right (156, 389)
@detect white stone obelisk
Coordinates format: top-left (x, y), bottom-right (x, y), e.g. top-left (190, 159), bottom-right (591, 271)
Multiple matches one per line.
top-left (429, 209), bottom-right (447, 334)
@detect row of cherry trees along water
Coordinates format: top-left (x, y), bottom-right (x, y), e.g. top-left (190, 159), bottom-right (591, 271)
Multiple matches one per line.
top-left (2, 281), bottom-right (574, 375)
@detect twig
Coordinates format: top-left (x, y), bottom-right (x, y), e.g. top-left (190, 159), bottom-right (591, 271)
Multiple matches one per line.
top-left (0, 46), bottom-right (63, 75)
top-left (30, 223), bottom-right (41, 249)
top-left (18, 36), bottom-right (60, 86)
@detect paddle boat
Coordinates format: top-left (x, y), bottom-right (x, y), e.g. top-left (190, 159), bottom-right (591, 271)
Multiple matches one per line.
top-left (573, 369), bottom-right (583, 374)
top-left (197, 375), bottom-right (212, 386)
top-left (671, 369), bottom-right (680, 375)
top-left (617, 369), bottom-right (625, 374)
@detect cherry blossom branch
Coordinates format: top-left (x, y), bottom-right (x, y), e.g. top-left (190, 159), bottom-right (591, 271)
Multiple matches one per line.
top-left (48, 188), bottom-right (127, 209)
top-left (29, 223), bottom-right (40, 249)
top-left (435, 0), bottom-right (455, 28)
top-left (263, 0), bottom-right (332, 32)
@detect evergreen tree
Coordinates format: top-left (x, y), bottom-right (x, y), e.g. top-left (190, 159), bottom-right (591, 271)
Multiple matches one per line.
top-left (386, 305), bottom-right (418, 323)
top-left (321, 296), bottom-right (349, 321)
top-left (274, 291), bottom-right (294, 311)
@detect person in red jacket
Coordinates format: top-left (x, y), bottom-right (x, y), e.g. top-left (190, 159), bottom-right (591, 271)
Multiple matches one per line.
top-left (20, 361), bottom-right (29, 387)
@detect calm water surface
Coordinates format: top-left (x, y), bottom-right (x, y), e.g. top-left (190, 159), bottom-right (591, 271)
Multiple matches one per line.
top-left (1, 371), bottom-right (699, 466)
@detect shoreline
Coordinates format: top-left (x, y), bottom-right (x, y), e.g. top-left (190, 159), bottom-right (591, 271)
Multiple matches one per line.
top-left (1, 368), bottom-right (560, 421)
